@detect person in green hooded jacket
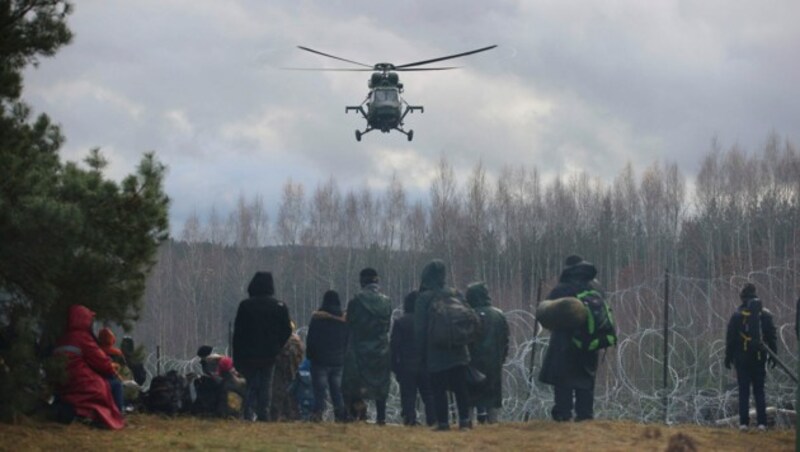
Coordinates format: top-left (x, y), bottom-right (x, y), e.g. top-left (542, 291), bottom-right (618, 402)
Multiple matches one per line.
top-left (341, 268), bottom-right (392, 424)
top-left (414, 259), bottom-right (472, 430)
top-left (465, 282), bottom-right (509, 424)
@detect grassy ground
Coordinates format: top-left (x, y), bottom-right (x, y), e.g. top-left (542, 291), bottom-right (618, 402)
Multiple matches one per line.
top-left (0, 415), bottom-right (795, 451)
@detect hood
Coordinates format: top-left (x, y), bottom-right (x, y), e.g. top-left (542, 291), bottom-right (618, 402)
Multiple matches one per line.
top-left (559, 259), bottom-right (597, 283)
top-left (98, 327), bottom-right (123, 356)
top-left (465, 282), bottom-right (491, 308)
top-left (403, 290), bottom-right (418, 314)
top-left (248, 271), bottom-right (275, 297)
top-left (66, 304), bottom-right (95, 332)
top-left (98, 327), bottom-right (116, 347)
top-left (420, 259), bottom-right (446, 291)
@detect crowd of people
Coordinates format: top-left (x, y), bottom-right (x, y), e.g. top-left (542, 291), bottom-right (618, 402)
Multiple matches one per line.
top-left (50, 255), bottom-right (790, 432)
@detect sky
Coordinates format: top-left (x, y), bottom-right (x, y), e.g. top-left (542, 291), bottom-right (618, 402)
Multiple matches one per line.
top-left (22, 1), bottom-right (800, 234)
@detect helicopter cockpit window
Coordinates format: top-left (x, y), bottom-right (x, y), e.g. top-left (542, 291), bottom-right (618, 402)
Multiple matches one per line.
top-left (374, 89), bottom-right (398, 102)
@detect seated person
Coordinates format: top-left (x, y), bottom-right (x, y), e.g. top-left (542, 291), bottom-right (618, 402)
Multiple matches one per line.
top-left (194, 345), bottom-right (245, 417)
top-left (53, 305), bottom-right (125, 429)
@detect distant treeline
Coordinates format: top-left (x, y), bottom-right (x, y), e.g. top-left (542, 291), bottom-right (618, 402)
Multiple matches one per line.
top-left (135, 134), bottom-right (800, 358)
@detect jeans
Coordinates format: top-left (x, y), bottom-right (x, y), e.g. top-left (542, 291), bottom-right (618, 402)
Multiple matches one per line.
top-left (241, 366), bottom-right (275, 421)
top-left (736, 364), bottom-right (767, 426)
top-left (311, 364), bottom-right (345, 421)
top-left (430, 365), bottom-right (470, 427)
top-left (107, 377), bottom-right (124, 412)
top-left (397, 370), bottom-right (435, 426)
top-left (552, 384), bottom-right (594, 421)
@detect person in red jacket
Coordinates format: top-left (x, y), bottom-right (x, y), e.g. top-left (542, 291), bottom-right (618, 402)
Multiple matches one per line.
top-left (53, 305), bottom-right (125, 429)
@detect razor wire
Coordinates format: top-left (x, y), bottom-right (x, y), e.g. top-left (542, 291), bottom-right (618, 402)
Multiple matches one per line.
top-left (142, 261), bottom-right (799, 425)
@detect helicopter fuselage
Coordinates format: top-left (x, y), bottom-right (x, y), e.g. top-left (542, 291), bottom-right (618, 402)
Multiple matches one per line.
top-left (367, 87), bottom-right (402, 132)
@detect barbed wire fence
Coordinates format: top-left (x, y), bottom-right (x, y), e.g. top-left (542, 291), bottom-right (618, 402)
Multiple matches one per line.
top-left (141, 261), bottom-right (799, 425)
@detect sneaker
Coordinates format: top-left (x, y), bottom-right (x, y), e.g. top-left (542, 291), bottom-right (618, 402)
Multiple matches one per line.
top-left (757, 424), bottom-right (766, 431)
top-left (739, 424), bottom-right (748, 431)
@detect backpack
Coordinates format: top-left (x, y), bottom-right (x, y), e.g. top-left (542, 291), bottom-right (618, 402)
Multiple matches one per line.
top-left (428, 295), bottom-right (481, 348)
top-left (738, 298), bottom-right (764, 361)
top-left (289, 360), bottom-right (314, 420)
top-left (145, 370), bottom-right (189, 415)
top-left (571, 289), bottom-right (617, 351)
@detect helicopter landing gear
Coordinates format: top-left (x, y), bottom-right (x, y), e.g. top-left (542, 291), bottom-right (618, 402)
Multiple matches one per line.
top-left (355, 130), bottom-right (362, 142)
top-left (407, 130), bottom-right (414, 142)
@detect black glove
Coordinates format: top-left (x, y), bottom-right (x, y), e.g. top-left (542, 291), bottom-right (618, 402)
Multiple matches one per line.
top-left (724, 358), bottom-right (732, 370)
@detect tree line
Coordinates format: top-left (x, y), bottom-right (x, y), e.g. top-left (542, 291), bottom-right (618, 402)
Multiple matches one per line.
top-left (135, 135), bottom-right (800, 359)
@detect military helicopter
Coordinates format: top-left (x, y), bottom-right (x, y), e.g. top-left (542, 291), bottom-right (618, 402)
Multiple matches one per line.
top-left (291, 45), bottom-right (497, 141)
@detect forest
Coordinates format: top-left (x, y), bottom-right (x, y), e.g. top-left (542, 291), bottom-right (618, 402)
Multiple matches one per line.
top-left (134, 135), bottom-right (800, 423)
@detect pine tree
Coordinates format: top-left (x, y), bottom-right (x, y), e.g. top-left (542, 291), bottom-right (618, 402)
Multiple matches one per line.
top-left (0, 1), bottom-right (170, 421)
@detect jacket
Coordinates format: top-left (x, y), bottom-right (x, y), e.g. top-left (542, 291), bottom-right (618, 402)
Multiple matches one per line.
top-left (414, 260), bottom-right (470, 373)
top-left (54, 305), bottom-right (125, 430)
top-left (233, 273), bottom-right (292, 372)
top-left (538, 260), bottom-right (601, 390)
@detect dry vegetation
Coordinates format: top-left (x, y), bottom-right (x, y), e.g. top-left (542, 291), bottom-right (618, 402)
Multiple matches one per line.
top-left (0, 415), bottom-right (794, 451)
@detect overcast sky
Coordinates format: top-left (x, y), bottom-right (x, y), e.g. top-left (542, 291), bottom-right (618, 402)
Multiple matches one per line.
top-left (22, 1), bottom-right (800, 233)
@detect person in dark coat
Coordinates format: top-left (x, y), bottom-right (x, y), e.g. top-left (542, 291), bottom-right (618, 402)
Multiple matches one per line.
top-left (306, 290), bottom-right (349, 422)
top-left (465, 282), bottom-right (509, 424)
top-left (414, 259), bottom-right (472, 431)
top-left (233, 271), bottom-right (292, 422)
top-left (390, 290), bottom-right (435, 426)
top-left (724, 283), bottom-right (778, 430)
top-left (538, 255), bottom-right (601, 422)
top-left (53, 305), bottom-right (125, 430)
top-left (342, 268), bottom-right (392, 424)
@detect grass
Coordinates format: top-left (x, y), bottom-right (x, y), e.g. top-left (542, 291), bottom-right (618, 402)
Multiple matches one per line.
top-left (0, 414), bottom-right (795, 451)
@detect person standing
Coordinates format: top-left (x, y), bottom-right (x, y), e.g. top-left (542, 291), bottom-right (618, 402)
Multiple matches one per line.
top-left (233, 271), bottom-right (292, 422)
top-left (414, 259), bottom-right (472, 431)
top-left (538, 255), bottom-right (603, 422)
top-left (465, 282), bottom-right (509, 424)
top-left (390, 290), bottom-right (435, 426)
top-left (342, 268), bottom-right (392, 424)
top-left (271, 321), bottom-right (305, 421)
top-left (724, 283), bottom-right (778, 431)
top-left (306, 290), bottom-right (349, 422)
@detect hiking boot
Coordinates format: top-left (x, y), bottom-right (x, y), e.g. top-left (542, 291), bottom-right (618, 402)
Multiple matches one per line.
top-left (739, 424), bottom-right (748, 431)
top-left (459, 419), bottom-right (473, 430)
top-left (433, 423), bottom-right (450, 432)
top-left (757, 424), bottom-right (766, 432)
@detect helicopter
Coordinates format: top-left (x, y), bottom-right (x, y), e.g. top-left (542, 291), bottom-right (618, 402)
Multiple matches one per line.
top-left (291, 45), bottom-right (497, 141)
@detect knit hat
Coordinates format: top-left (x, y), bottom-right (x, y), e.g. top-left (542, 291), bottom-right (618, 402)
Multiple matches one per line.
top-left (740, 283), bottom-right (757, 299)
top-left (564, 255), bottom-right (584, 267)
top-left (197, 345), bottom-right (213, 358)
top-left (359, 267), bottom-right (379, 286)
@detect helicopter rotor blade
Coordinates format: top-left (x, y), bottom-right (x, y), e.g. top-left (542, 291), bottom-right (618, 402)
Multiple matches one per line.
top-left (394, 67), bottom-right (460, 71)
top-left (281, 67), bottom-right (374, 71)
top-left (297, 46), bottom-right (373, 68)
top-left (395, 45), bottom-right (497, 69)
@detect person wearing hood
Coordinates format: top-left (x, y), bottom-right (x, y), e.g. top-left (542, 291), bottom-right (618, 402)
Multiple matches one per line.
top-left (306, 290), bottom-right (349, 422)
top-left (342, 268), bottom-right (392, 424)
top-left (97, 327), bottom-right (127, 412)
top-left (390, 290), bottom-right (435, 426)
top-left (465, 282), bottom-right (509, 424)
top-left (53, 305), bottom-right (125, 429)
top-left (724, 283), bottom-right (777, 430)
top-left (414, 259), bottom-right (472, 431)
top-left (538, 255), bottom-right (602, 422)
top-left (233, 271), bottom-right (292, 422)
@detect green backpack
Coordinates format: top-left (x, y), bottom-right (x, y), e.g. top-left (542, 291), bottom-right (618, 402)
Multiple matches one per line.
top-left (428, 295), bottom-right (481, 348)
top-left (571, 289), bottom-right (617, 351)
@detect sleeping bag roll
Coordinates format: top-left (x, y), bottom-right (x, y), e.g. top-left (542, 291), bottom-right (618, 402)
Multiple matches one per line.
top-left (536, 297), bottom-right (587, 331)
